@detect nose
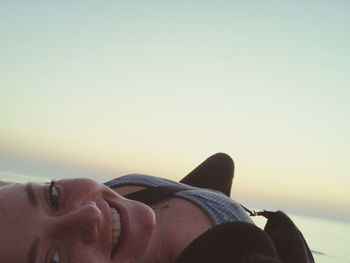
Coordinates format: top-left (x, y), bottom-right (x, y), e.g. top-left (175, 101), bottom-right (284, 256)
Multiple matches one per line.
top-left (53, 201), bottom-right (102, 244)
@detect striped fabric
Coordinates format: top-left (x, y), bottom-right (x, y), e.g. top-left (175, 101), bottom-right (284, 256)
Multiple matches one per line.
top-left (104, 174), bottom-right (253, 225)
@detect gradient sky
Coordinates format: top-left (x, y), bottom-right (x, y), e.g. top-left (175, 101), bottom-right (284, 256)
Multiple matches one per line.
top-left (1, 1), bottom-right (349, 221)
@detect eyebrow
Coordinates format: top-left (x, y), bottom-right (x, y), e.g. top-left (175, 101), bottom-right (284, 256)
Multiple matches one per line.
top-left (25, 183), bottom-right (38, 207)
top-left (28, 238), bottom-right (39, 263)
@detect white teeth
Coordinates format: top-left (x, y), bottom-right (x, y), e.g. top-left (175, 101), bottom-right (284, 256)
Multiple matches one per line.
top-left (110, 206), bottom-right (121, 254)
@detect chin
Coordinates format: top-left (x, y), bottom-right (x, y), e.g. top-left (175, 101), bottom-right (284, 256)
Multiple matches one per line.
top-left (105, 188), bottom-right (157, 263)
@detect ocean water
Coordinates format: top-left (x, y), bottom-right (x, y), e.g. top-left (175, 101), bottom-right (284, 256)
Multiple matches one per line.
top-left (1, 171), bottom-right (349, 263)
top-left (252, 214), bottom-right (350, 263)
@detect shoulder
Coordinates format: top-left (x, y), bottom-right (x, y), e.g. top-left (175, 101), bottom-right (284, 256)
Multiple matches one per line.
top-left (104, 174), bottom-right (185, 196)
top-left (104, 174), bottom-right (193, 188)
top-left (175, 188), bottom-right (253, 225)
top-left (105, 174), bottom-right (166, 186)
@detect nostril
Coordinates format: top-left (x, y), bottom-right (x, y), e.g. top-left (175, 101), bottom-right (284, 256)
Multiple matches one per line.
top-left (81, 201), bottom-right (102, 225)
top-left (78, 201), bottom-right (102, 244)
top-left (86, 201), bottom-right (102, 216)
top-left (52, 201), bottom-right (102, 244)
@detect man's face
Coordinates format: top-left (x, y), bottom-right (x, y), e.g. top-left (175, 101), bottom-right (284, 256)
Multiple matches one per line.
top-left (0, 178), bottom-right (156, 263)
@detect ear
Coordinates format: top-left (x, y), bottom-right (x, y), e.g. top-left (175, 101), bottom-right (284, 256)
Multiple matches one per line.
top-left (179, 153), bottom-right (234, 197)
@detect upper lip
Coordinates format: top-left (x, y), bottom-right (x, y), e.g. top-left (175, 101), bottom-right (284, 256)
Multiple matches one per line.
top-left (105, 201), bottom-right (116, 257)
top-left (105, 197), bottom-right (128, 260)
top-left (97, 198), bottom-right (115, 259)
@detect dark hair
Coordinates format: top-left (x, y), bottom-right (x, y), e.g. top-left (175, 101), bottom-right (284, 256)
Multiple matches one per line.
top-left (175, 222), bottom-right (281, 263)
top-left (0, 181), bottom-right (11, 187)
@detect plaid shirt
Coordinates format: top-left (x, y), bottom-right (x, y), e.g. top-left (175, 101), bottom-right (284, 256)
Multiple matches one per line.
top-left (105, 174), bottom-right (253, 225)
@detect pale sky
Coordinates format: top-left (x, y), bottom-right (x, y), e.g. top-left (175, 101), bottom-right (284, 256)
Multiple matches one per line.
top-left (1, 1), bottom-right (349, 221)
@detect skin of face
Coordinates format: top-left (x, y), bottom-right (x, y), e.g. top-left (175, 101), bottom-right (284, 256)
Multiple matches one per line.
top-left (0, 178), bottom-right (157, 263)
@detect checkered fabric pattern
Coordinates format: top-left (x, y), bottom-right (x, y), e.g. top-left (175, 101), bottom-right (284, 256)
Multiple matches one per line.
top-left (105, 174), bottom-right (253, 225)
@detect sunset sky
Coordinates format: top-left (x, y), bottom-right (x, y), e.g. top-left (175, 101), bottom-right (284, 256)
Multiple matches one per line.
top-left (1, 1), bottom-right (349, 221)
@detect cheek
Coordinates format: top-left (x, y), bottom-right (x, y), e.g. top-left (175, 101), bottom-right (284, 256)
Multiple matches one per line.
top-left (0, 225), bottom-right (32, 263)
top-left (67, 244), bottom-right (106, 263)
top-left (61, 179), bottom-right (103, 197)
top-left (0, 208), bottom-right (39, 263)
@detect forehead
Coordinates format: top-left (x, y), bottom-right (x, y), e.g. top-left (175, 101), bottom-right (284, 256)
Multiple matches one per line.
top-left (0, 183), bottom-right (37, 263)
top-left (0, 183), bottom-right (25, 205)
top-left (0, 183), bottom-right (28, 209)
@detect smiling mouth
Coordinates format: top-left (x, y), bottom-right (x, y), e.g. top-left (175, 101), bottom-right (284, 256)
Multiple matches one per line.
top-left (110, 206), bottom-right (122, 257)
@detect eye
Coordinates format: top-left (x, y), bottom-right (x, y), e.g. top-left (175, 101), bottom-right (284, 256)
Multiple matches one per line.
top-left (49, 180), bottom-right (60, 210)
top-left (49, 251), bottom-right (60, 263)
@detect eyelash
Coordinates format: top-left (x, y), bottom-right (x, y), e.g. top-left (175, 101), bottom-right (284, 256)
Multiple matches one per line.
top-left (47, 181), bottom-right (61, 263)
top-left (49, 180), bottom-right (60, 211)
top-left (49, 251), bottom-right (60, 263)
